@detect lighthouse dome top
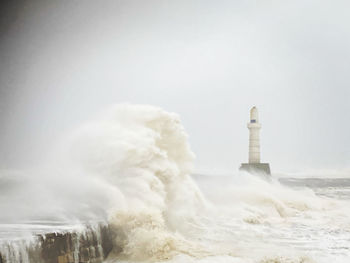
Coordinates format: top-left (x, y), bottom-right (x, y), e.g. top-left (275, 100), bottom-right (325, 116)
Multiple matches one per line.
top-left (250, 106), bottom-right (259, 123)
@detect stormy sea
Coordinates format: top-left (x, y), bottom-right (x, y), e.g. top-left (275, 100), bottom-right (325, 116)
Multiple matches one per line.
top-left (0, 105), bottom-right (349, 263)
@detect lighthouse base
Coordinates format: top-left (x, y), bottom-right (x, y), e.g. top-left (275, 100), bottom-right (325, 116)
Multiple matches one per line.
top-left (239, 163), bottom-right (271, 176)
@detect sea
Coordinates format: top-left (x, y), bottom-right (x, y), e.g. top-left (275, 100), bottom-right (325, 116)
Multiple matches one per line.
top-left (0, 104), bottom-right (349, 263)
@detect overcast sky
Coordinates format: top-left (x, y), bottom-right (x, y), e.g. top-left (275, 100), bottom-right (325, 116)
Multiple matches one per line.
top-left (0, 0), bottom-right (349, 174)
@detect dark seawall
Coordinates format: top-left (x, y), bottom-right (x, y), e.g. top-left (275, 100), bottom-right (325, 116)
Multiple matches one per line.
top-left (0, 224), bottom-right (114, 263)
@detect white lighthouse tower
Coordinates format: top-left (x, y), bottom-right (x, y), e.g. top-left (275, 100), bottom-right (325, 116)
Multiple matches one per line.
top-left (240, 106), bottom-right (271, 175)
top-left (248, 106), bottom-right (261, 163)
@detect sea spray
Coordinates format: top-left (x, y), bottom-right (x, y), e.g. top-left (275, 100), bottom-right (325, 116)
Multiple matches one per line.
top-left (65, 104), bottom-right (350, 262)
top-left (66, 104), bottom-right (207, 261)
top-left (1, 104), bottom-right (349, 263)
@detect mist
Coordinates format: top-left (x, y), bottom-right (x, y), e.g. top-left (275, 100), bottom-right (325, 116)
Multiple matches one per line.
top-left (1, 0), bottom-right (349, 174)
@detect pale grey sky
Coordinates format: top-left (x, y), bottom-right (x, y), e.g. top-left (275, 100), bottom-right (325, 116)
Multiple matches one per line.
top-left (0, 0), bottom-right (349, 174)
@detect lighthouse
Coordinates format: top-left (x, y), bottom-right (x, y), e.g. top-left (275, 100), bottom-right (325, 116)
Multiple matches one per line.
top-left (240, 107), bottom-right (271, 175)
top-left (248, 107), bottom-right (261, 163)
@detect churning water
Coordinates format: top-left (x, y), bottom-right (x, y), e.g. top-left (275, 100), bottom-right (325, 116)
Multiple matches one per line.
top-left (0, 104), bottom-right (349, 263)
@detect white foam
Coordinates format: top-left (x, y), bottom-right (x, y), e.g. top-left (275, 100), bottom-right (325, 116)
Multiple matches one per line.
top-left (66, 104), bottom-right (349, 262)
top-left (1, 104), bottom-right (349, 262)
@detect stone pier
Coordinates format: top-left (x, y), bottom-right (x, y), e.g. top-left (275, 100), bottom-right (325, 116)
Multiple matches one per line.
top-left (0, 224), bottom-right (113, 263)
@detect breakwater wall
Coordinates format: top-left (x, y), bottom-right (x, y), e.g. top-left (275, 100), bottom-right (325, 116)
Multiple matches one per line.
top-left (0, 224), bottom-right (113, 263)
